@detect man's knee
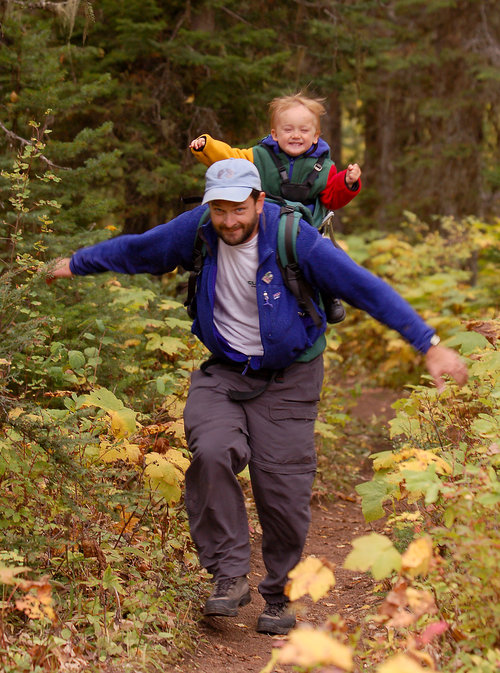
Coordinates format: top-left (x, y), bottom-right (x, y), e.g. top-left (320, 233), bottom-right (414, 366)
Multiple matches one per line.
top-left (188, 428), bottom-right (250, 476)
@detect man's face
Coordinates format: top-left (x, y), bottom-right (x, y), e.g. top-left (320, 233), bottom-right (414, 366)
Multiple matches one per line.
top-left (271, 104), bottom-right (320, 157)
top-left (209, 193), bottom-right (265, 246)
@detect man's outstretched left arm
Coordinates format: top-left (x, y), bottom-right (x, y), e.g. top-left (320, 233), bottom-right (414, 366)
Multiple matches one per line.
top-left (425, 343), bottom-right (468, 391)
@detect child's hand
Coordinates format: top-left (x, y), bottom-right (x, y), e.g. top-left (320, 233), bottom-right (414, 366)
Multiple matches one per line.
top-left (190, 136), bottom-right (206, 151)
top-left (345, 163), bottom-right (361, 186)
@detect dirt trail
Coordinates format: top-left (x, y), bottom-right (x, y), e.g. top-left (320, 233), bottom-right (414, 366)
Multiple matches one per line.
top-left (171, 387), bottom-right (398, 673)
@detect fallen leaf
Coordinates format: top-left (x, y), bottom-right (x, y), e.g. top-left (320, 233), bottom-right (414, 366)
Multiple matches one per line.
top-left (277, 628), bottom-right (353, 670)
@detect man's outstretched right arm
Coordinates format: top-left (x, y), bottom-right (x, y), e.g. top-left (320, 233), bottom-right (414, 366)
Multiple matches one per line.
top-left (46, 257), bottom-right (73, 284)
top-left (45, 207), bottom-right (205, 282)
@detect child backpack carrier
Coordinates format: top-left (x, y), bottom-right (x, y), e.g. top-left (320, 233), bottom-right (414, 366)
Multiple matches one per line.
top-left (256, 143), bottom-right (346, 324)
top-left (184, 200), bottom-right (345, 326)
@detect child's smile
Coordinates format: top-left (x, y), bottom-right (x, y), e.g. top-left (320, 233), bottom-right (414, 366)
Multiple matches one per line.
top-left (271, 104), bottom-right (320, 157)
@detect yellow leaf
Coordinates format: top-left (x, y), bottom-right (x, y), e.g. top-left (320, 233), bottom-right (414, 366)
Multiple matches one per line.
top-left (408, 648), bottom-right (436, 668)
top-left (168, 419), bottom-right (186, 440)
top-left (401, 536), bottom-right (433, 577)
top-left (123, 338), bottom-right (141, 347)
top-left (406, 587), bottom-right (436, 617)
top-left (399, 448), bottom-right (451, 475)
top-left (108, 408), bottom-right (137, 438)
top-left (100, 439), bottom-right (141, 464)
top-left (162, 394), bottom-right (186, 418)
top-left (15, 579), bottom-right (56, 623)
top-left (377, 653), bottom-right (431, 673)
top-left (113, 510), bottom-right (140, 537)
top-left (165, 449), bottom-right (190, 475)
top-left (8, 407), bottom-right (24, 421)
top-left (0, 565), bottom-right (30, 585)
top-left (144, 452), bottom-right (183, 503)
top-left (286, 556), bottom-right (335, 602)
top-left (278, 628), bottom-right (353, 670)
top-left (375, 447), bottom-right (451, 475)
top-left (259, 649), bottom-right (280, 673)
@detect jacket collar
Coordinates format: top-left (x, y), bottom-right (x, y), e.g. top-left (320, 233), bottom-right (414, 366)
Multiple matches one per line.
top-left (260, 134), bottom-right (330, 159)
top-left (201, 204), bottom-right (279, 266)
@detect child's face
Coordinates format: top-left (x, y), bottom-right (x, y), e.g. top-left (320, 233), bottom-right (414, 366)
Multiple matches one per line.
top-left (271, 105), bottom-right (320, 157)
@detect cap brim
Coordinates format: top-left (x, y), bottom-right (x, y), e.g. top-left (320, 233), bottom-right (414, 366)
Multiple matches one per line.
top-left (202, 186), bottom-right (253, 205)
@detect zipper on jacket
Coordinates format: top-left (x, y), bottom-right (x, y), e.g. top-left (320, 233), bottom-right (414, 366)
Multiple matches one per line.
top-left (242, 357), bottom-right (251, 375)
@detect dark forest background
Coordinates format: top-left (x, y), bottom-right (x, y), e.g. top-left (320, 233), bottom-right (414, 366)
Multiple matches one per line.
top-left (1, 0), bottom-right (498, 241)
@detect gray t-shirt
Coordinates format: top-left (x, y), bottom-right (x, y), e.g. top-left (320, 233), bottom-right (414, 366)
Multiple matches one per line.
top-left (214, 235), bottom-right (264, 356)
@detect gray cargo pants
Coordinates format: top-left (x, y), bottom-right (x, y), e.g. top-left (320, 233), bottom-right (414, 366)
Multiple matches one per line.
top-left (183, 355), bottom-right (324, 603)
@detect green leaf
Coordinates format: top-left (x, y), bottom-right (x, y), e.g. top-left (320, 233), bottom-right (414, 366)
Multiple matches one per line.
top-left (403, 466), bottom-right (442, 504)
top-left (470, 414), bottom-right (499, 439)
top-left (469, 351), bottom-right (500, 377)
top-left (68, 350), bottom-right (85, 370)
top-left (344, 533), bottom-right (401, 580)
top-left (356, 478), bottom-right (397, 522)
top-left (145, 333), bottom-right (187, 354)
top-left (445, 331), bottom-right (491, 355)
top-left (79, 387), bottom-right (125, 412)
top-left (389, 415), bottom-right (422, 439)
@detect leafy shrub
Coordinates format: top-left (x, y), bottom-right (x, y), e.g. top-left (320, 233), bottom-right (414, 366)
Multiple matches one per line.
top-left (353, 320), bottom-right (500, 667)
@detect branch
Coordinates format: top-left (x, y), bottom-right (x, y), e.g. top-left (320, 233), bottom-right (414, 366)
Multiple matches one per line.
top-left (220, 5), bottom-right (251, 26)
top-left (0, 120), bottom-right (71, 170)
top-left (7, 0), bottom-right (67, 13)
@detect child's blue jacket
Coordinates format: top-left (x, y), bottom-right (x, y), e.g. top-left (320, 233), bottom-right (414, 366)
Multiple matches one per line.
top-left (70, 202), bottom-right (435, 370)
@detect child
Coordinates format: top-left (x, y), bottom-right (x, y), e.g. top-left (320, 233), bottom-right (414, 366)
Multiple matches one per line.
top-left (189, 93), bottom-right (362, 322)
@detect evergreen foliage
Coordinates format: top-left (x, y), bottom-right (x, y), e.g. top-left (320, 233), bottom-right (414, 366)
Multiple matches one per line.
top-left (1, 0), bottom-right (498, 233)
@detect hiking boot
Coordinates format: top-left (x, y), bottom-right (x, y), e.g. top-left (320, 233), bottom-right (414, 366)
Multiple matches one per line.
top-left (256, 600), bottom-right (296, 635)
top-left (203, 576), bottom-right (251, 617)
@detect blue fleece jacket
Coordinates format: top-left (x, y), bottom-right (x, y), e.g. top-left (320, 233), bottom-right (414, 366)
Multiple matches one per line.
top-left (70, 201), bottom-right (435, 370)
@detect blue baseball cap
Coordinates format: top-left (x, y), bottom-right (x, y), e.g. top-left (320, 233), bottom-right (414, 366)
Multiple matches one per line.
top-left (202, 159), bottom-right (262, 205)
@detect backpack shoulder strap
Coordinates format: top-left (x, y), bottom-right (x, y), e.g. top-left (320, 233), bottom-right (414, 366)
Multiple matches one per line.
top-left (185, 208), bottom-right (210, 318)
top-left (276, 205), bottom-right (323, 328)
top-left (302, 154), bottom-right (326, 189)
top-left (260, 142), bottom-right (290, 184)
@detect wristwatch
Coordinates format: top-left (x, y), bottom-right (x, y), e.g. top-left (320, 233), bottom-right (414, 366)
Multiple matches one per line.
top-left (430, 334), bottom-right (441, 347)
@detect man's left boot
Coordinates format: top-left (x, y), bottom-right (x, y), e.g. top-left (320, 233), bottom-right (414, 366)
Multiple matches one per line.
top-left (203, 576), bottom-right (251, 617)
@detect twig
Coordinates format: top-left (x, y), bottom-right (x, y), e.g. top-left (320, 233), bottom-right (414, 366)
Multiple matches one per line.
top-left (0, 120), bottom-right (70, 170)
top-left (220, 5), bottom-right (251, 25)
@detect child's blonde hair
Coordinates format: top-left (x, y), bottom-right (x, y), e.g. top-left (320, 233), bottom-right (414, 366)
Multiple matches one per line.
top-left (269, 93), bottom-right (326, 133)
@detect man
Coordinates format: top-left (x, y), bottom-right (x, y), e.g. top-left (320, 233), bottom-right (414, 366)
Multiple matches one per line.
top-left (48, 159), bottom-right (467, 635)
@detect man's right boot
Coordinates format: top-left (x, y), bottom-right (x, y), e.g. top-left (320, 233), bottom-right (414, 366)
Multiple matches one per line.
top-left (256, 600), bottom-right (296, 635)
top-left (203, 576), bottom-right (251, 617)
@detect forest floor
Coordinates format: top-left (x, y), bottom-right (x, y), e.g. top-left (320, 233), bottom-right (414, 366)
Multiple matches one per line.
top-left (168, 386), bottom-right (400, 673)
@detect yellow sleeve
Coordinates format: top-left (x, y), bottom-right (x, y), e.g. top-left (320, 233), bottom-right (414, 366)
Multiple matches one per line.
top-left (190, 134), bottom-right (254, 167)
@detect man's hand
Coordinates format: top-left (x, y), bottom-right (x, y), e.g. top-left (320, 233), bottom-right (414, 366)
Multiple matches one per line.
top-left (190, 136), bottom-right (206, 151)
top-left (46, 257), bottom-right (73, 285)
top-left (345, 163), bottom-right (361, 186)
top-left (425, 344), bottom-right (468, 392)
